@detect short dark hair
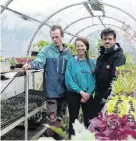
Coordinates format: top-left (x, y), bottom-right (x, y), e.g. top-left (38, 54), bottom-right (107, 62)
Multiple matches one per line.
top-left (50, 25), bottom-right (64, 37)
top-left (101, 28), bottom-right (116, 39)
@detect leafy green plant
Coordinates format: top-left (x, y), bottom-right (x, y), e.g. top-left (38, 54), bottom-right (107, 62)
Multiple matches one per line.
top-left (89, 113), bottom-right (136, 140)
top-left (96, 39), bottom-right (103, 49)
top-left (116, 63), bottom-right (136, 74)
top-left (112, 64), bottom-right (136, 96)
top-left (8, 58), bottom-right (17, 66)
top-left (106, 95), bottom-right (136, 119)
top-left (38, 120), bottom-right (95, 141)
top-left (63, 43), bottom-right (76, 55)
top-left (61, 115), bottom-right (69, 132)
top-left (32, 40), bottom-right (50, 52)
top-left (0, 56), bottom-right (3, 62)
top-left (124, 53), bottom-right (133, 64)
top-left (112, 74), bottom-right (136, 96)
top-left (32, 40), bottom-right (96, 57)
top-left (61, 108), bottom-right (83, 133)
top-left (32, 40), bottom-right (77, 55)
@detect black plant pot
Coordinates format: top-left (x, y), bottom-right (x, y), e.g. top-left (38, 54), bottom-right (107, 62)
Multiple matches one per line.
top-left (31, 51), bottom-right (38, 56)
top-left (10, 66), bottom-right (15, 69)
top-left (15, 64), bottom-right (23, 68)
top-left (1, 75), bottom-right (9, 80)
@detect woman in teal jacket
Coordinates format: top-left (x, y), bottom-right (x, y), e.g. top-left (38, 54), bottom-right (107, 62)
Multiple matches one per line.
top-left (65, 37), bottom-right (95, 138)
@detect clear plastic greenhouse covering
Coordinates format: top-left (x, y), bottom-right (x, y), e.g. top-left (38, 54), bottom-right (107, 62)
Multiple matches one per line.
top-left (1, 0), bottom-right (136, 60)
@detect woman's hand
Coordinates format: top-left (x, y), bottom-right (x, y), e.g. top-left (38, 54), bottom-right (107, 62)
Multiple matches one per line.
top-left (80, 90), bottom-right (90, 101)
top-left (80, 98), bottom-right (86, 103)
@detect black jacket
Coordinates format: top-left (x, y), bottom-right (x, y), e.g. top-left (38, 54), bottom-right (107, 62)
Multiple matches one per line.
top-left (95, 43), bottom-right (126, 88)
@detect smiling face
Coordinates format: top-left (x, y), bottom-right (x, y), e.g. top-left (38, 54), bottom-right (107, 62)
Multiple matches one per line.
top-left (75, 40), bottom-right (87, 56)
top-left (51, 29), bottom-right (63, 46)
top-left (102, 34), bottom-right (116, 48)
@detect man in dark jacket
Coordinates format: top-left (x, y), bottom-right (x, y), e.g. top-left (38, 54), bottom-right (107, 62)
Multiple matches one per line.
top-left (93, 28), bottom-right (126, 117)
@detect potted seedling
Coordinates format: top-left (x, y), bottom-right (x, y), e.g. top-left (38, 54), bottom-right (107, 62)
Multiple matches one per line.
top-left (31, 40), bottom-right (50, 56)
top-left (8, 58), bottom-right (16, 69)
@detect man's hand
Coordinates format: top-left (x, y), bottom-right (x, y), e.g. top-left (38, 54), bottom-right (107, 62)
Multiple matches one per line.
top-left (22, 63), bottom-right (31, 70)
top-left (80, 90), bottom-right (90, 101)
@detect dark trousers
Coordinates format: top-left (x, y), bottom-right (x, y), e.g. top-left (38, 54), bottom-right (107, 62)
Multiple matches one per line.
top-left (91, 85), bottom-right (111, 118)
top-left (91, 95), bottom-right (104, 118)
top-left (67, 92), bottom-right (94, 138)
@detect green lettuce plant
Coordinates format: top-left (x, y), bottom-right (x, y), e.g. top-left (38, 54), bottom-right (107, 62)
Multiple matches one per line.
top-left (38, 120), bottom-right (95, 141)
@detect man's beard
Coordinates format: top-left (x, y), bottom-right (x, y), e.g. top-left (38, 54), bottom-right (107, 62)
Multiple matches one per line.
top-left (104, 44), bottom-right (111, 48)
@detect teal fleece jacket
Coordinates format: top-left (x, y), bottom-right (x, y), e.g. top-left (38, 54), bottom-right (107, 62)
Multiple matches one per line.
top-left (65, 56), bottom-right (96, 95)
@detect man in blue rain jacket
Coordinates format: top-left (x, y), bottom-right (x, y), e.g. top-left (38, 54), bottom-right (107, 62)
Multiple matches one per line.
top-left (23, 25), bottom-right (72, 138)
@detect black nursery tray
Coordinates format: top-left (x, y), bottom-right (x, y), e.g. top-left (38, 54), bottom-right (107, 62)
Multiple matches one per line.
top-left (1, 89), bottom-right (46, 129)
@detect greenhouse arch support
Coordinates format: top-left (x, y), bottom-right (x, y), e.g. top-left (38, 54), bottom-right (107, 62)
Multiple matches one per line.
top-left (86, 30), bottom-right (102, 38)
top-left (63, 16), bottom-right (135, 33)
top-left (27, 1), bottom-right (136, 55)
top-left (69, 24), bottom-right (136, 43)
top-left (26, 2), bottom-right (84, 55)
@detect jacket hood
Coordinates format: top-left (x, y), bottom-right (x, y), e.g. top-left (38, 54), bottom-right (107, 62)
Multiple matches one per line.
top-left (99, 43), bottom-right (123, 55)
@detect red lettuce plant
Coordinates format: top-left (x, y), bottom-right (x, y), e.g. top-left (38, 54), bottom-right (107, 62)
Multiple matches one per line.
top-left (15, 57), bottom-right (35, 65)
top-left (88, 113), bottom-right (136, 140)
